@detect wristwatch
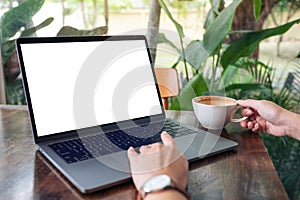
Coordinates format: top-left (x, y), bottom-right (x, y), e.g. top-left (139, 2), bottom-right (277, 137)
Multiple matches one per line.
top-left (138, 174), bottom-right (189, 199)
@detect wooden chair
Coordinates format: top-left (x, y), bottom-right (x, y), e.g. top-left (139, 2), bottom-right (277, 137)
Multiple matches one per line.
top-left (154, 68), bottom-right (179, 110)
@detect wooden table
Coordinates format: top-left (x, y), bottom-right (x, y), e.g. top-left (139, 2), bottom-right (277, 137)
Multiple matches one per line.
top-left (0, 105), bottom-right (288, 200)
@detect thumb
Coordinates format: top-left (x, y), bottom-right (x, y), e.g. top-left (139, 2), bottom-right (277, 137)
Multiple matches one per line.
top-left (238, 99), bottom-right (261, 110)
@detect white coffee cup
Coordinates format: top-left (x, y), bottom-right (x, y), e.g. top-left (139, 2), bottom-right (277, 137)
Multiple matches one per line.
top-left (192, 96), bottom-right (247, 129)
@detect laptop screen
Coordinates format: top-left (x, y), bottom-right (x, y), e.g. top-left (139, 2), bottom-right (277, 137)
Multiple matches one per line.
top-left (18, 36), bottom-right (163, 137)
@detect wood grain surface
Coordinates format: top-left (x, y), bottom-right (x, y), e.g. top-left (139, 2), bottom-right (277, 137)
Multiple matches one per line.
top-left (0, 106), bottom-right (288, 200)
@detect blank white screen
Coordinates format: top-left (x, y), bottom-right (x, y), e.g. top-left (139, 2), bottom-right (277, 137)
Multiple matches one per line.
top-left (20, 39), bottom-right (162, 137)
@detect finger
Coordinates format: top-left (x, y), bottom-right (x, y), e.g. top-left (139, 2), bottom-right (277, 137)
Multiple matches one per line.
top-left (238, 99), bottom-right (259, 108)
top-left (240, 120), bottom-right (248, 128)
top-left (252, 123), bottom-right (260, 132)
top-left (238, 100), bottom-right (266, 115)
top-left (139, 145), bottom-right (150, 153)
top-left (127, 146), bottom-right (138, 158)
top-left (256, 116), bottom-right (267, 132)
top-left (161, 131), bottom-right (173, 146)
top-left (247, 121), bottom-right (254, 129)
top-left (150, 142), bottom-right (163, 150)
top-left (242, 108), bottom-right (254, 116)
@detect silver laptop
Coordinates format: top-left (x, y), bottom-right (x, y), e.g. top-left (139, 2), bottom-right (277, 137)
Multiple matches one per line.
top-left (16, 35), bottom-right (237, 193)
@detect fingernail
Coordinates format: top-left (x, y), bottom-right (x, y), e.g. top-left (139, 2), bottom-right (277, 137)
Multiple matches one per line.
top-left (128, 146), bottom-right (134, 151)
top-left (246, 110), bottom-right (252, 115)
top-left (237, 100), bottom-right (244, 104)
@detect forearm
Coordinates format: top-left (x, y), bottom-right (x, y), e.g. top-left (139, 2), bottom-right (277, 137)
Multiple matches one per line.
top-left (284, 111), bottom-right (300, 141)
top-left (144, 189), bottom-right (188, 200)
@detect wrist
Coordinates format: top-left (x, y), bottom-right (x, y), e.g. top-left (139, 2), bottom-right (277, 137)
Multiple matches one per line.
top-left (285, 111), bottom-right (300, 140)
top-left (137, 174), bottom-right (189, 200)
top-left (144, 188), bottom-right (188, 200)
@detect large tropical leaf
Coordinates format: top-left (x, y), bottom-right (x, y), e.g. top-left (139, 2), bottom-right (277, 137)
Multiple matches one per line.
top-left (157, 33), bottom-right (179, 52)
top-left (20, 17), bottom-right (54, 37)
top-left (56, 26), bottom-right (108, 36)
top-left (158, 0), bottom-right (190, 80)
top-left (184, 40), bottom-right (209, 70)
top-left (253, 0), bottom-right (262, 21)
top-left (0, 0), bottom-right (45, 42)
top-left (220, 64), bottom-right (239, 88)
top-left (0, 0), bottom-right (46, 64)
top-left (157, 0), bottom-right (242, 71)
top-left (225, 83), bottom-right (267, 92)
top-left (185, 0), bottom-right (242, 70)
top-left (158, 0), bottom-right (184, 39)
top-left (203, 0), bottom-right (223, 29)
top-left (1, 17), bottom-right (54, 65)
top-left (203, 0), bottom-right (242, 54)
top-left (221, 18), bottom-right (300, 68)
top-left (170, 74), bottom-right (208, 110)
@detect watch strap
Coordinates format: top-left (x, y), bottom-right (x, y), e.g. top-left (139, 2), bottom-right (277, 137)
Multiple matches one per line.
top-left (137, 178), bottom-right (189, 200)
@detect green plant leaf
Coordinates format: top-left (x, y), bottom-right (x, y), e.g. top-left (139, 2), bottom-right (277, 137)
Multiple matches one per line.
top-left (170, 74), bottom-right (208, 110)
top-left (203, 0), bottom-right (242, 54)
top-left (6, 79), bottom-right (26, 105)
top-left (253, 0), bottom-right (262, 21)
top-left (232, 57), bottom-right (274, 88)
top-left (0, 0), bottom-right (45, 42)
top-left (283, 165), bottom-right (300, 199)
top-left (221, 18), bottom-right (300, 68)
top-left (20, 17), bottom-right (54, 37)
top-left (210, 0), bottom-right (221, 13)
top-left (158, 0), bottom-right (184, 39)
top-left (225, 83), bottom-right (267, 92)
top-left (203, 9), bottom-right (214, 30)
top-left (171, 59), bottom-right (180, 69)
top-left (56, 26), bottom-right (108, 36)
top-left (157, 33), bottom-right (179, 52)
top-left (2, 41), bottom-right (15, 64)
top-left (184, 40), bottom-right (209, 70)
top-left (220, 64), bottom-right (239, 88)
top-left (204, 0), bottom-right (223, 29)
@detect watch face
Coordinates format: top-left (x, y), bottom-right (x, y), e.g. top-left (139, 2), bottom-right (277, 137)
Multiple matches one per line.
top-left (143, 174), bottom-right (171, 193)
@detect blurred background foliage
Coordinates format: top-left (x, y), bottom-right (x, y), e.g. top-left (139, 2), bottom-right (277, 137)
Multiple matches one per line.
top-left (159, 0), bottom-right (300, 199)
top-left (0, 0), bottom-right (108, 105)
top-left (157, 1), bottom-right (300, 199)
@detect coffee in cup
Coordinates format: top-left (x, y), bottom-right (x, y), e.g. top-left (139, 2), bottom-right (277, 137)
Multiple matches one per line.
top-left (192, 96), bottom-right (246, 129)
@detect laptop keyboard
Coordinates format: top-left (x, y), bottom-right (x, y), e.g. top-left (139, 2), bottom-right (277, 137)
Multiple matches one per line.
top-left (48, 120), bottom-right (196, 164)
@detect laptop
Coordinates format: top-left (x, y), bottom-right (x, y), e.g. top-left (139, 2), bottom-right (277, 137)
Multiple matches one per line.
top-left (16, 35), bottom-right (237, 193)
